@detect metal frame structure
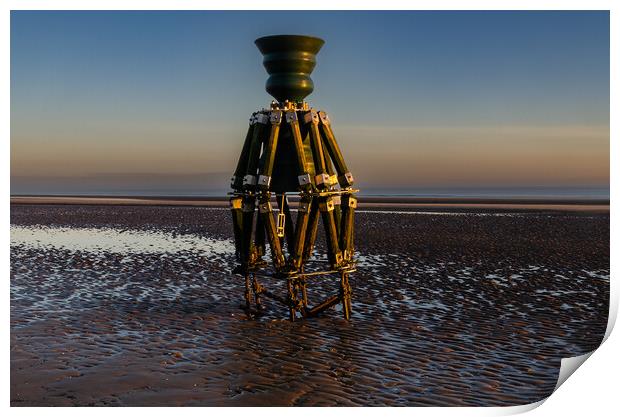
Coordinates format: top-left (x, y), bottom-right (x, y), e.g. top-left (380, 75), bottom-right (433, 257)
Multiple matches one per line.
top-left (229, 100), bottom-right (358, 321)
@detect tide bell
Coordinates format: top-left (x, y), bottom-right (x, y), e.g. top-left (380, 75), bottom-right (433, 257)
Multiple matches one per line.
top-left (229, 35), bottom-right (358, 321)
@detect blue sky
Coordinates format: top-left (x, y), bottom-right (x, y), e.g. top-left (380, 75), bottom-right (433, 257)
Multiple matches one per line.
top-left (11, 11), bottom-right (609, 196)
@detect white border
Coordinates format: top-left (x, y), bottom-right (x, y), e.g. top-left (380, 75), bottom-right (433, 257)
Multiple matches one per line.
top-left (3, 2), bottom-right (616, 416)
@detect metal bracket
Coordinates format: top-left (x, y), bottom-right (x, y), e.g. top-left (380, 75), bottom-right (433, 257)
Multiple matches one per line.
top-left (243, 175), bottom-right (257, 186)
top-left (285, 111), bottom-right (299, 123)
top-left (258, 175), bottom-right (271, 187)
top-left (255, 113), bottom-right (269, 125)
top-left (298, 174), bottom-right (311, 186)
top-left (270, 110), bottom-right (282, 124)
top-left (304, 110), bottom-right (319, 124)
top-left (339, 172), bottom-right (354, 186)
top-left (332, 195), bottom-right (341, 206)
top-left (348, 196), bottom-right (358, 208)
top-left (315, 173), bottom-right (330, 186)
top-left (318, 111), bottom-right (330, 125)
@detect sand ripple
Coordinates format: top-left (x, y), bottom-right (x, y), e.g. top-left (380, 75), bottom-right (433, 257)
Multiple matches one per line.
top-left (10, 205), bottom-right (609, 406)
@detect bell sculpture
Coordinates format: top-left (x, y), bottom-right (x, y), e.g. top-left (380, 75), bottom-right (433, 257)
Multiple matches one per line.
top-left (229, 35), bottom-right (358, 321)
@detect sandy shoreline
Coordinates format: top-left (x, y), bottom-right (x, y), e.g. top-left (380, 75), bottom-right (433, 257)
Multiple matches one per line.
top-left (10, 204), bottom-right (609, 406)
top-left (10, 195), bottom-right (610, 213)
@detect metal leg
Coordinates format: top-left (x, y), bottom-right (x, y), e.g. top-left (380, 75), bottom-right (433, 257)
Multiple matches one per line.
top-left (319, 198), bottom-right (344, 268)
top-left (286, 110), bottom-right (312, 192)
top-left (318, 111), bottom-right (354, 188)
top-left (340, 271), bottom-right (352, 320)
top-left (256, 110), bottom-right (282, 192)
top-left (302, 199), bottom-right (321, 263)
top-left (238, 112), bottom-right (269, 270)
top-left (231, 114), bottom-right (256, 190)
top-left (254, 212), bottom-right (266, 261)
top-left (229, 196), bottom-right (244, 261)
top-left (252, 274), bottom-right (263, 311)
top-left (244, 272), bottom-right (252, 311)
top-left (259, 197), bottom-right (286, 270)
top-left (291, 196), bottom-right (312, 269)
top-left (240, 198), bottom-right (256, 269)
top-left (287, 280), bottom-right (297, 321)
top-left (301, 277), bottom-right (308, 308)
top-left (340, 195), bottom-right (357, 262)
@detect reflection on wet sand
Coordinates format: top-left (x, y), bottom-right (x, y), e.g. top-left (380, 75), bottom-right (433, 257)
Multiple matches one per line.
top-left (10, 205), bottom-right (609, 406)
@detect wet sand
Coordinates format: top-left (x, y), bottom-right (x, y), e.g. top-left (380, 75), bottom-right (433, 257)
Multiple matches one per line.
top-left (10, 195), bottom-right (610, 213)
top-left (10, 204), bottom-right (609, 406)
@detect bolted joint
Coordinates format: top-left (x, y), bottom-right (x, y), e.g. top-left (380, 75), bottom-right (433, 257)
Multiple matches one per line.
top-left (338, 172), bottom-right (355, 187)
top-left (270, 110), bottom-right (282, 124)
top-left (258, 175), bottom-right (271, 188)
top-left (318, 111), bottom-right (330, 125)
top-left (285, 110), bottom-right (299, 123)
top-left (347, 196), bottom-right (358, 208)
top-left (255, 113), bottom-right (269, 125)
top-left (298, 174), bottom-right (311, 187)
top-left (243, 175), bottom-right (257, 186)
top-left (328, 174), bottom-right (339, 188)
top-left (315, 173), bottom-right (331, 187)
top-left (303, 109), bottom-right (320, 125)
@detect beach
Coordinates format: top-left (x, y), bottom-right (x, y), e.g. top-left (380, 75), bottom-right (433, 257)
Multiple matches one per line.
top-left (10, 199), bottom-right (609, 406)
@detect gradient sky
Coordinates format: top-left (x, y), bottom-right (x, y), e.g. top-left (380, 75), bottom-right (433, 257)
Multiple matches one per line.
top-left (11, 11), bottom-right (609, 196)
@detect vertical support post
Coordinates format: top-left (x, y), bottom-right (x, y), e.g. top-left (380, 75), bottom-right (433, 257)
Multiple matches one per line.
top-left (243, 112), bottom-right (269, 190)
top-left (239, 112), bottom-right (269, 270)
top-left (252, 274), bottom-right (263, 311)
top-left (320, 137), bottom-right (343, 236)
top-left (291, 196), bottom-right (313, 269)
top-left (259, 199), bottom-right (286, 270)
top-left (302, 199), bottom-right (321, 263)
top-left (340, 195), bottom-right (357, 262)
top-left (254, 213), bottom-right (266, 260)
top-left (319, 197), bottom-right (344, 268)
top-left (340, 271), bottom-right (352, 320)
top-left (240, 198), bottom-right (256, 268)
top-left (301, 274), bottom-right (308, 308)
top-left (287, 280), bottom-right (297, 321)
top-left (244, 272), bottom-right (252, 311)
top-left (229, 196), bottom-right (244, 261)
